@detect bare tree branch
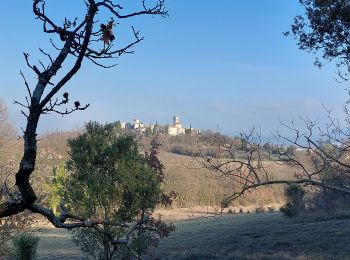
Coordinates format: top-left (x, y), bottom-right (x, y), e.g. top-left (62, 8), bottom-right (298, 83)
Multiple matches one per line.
top-left (0, 0), bottom-right (168, 232)
top-left (200, 116), bottom-right (350, 207)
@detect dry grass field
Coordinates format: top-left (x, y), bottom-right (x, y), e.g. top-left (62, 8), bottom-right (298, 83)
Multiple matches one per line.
top-left (35, 212), bottom-right (350, 260)
top-left (3, 133), bottom-right (346, 259)
top-left (158, 151), bottom-right (292, 208)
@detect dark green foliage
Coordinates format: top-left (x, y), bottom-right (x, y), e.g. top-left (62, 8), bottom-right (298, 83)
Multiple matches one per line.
top-left (144, 127), bottom-right (153, 137)
top-left (55, 121), bottom-right (174, 259)
top-left (280, 184), bottom-right (305, 217)
top-left (66, 122), bottom-right (159, 219)
top-left (164, 124), bottom-right (169, 135)
top-left (288, 0), bottom-right (350, 78)
top-left (12, 233), bottom-right (40, 260)
top-left (114, 120), bottom-right (122, 129)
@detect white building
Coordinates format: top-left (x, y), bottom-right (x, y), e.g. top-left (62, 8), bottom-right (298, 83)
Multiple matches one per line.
top-left (132, 119), bottom-right (144, 130)
top-left (168, 116), bottom-right (186, 136)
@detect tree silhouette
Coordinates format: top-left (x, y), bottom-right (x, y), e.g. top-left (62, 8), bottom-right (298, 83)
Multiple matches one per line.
top-left (287, 0), bottom-right (350, 80)
top-left (0, 0), bottom-right (167, 233)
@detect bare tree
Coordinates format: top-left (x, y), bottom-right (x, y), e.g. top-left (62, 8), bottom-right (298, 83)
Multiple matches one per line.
top-left (0, 0), bottom-right (167, 237)
top-left (200, 114), bottom-right (350, 207)
top-left (201, 0), bottom-right (350, 207)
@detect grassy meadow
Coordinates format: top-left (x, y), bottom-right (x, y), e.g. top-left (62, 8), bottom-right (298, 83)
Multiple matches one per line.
top-left (34, 212), bottom-right (350, 259)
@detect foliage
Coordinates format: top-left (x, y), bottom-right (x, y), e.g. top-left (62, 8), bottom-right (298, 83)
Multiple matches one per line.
top-left (12, 233), bottom-right (40, 260)
top-left (46, 165), bottom-right (67, 215)
top-left (0, 212), bottom-right (38, 257)
top-left (287, 0), bottom-right (350, 79)
top-left (53, 121), bottom-right (174, 259)
top-left (144, 126), bottom-right (153, 137)
top-left (114, 121), bottom-right (122, 129)
top-left (280, 184), bottom-right (305, 217)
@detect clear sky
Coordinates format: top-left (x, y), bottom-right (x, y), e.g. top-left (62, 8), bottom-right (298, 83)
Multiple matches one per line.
top-left (0, 0), bottom-right (347, 137)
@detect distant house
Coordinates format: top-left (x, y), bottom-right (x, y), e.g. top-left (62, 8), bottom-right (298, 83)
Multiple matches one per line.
top-left (132, 119), bottom-right (144, 129)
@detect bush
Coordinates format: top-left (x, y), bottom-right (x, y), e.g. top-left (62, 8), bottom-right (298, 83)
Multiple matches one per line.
top-left (280, 184), bottom-right (305, 217)
top-left (12, 233), bottom-right (40, 260)
top-left (51, 122), bottom-right (175, 259)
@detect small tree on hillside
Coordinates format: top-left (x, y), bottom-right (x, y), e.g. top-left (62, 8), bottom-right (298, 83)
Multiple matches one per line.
top-left (49, 122), bottom-right (174, 259)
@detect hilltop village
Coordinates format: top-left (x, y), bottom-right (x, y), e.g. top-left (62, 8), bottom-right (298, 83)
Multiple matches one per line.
top-left (116, 116), bottom-right (200, 136)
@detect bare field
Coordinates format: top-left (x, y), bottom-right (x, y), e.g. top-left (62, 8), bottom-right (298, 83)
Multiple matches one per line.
top-left (35, 212), bottom-right (350, 260)
top-left (158, 152), bottom-right (294, 208)
top-left (153, 204), bottom-right (282, 221)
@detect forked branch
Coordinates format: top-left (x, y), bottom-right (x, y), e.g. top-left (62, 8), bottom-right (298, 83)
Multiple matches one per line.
top-left (0, 1), bottom-right (167, 236)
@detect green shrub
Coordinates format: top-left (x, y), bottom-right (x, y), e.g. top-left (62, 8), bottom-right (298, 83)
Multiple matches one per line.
top-left (12, 233), bottom-right (40, 260)
top-left (280, 184), bottom-right (305, 217)
top-left (52, 122), bottom-right (174, 259)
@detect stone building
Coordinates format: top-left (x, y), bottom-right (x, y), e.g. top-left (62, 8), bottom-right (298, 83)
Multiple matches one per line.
top-left (168, 116), bottom-right (185, 136)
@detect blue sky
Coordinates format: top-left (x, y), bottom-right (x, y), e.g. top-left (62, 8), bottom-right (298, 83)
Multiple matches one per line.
top-left (0, 0), bottom-right (347, 137)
